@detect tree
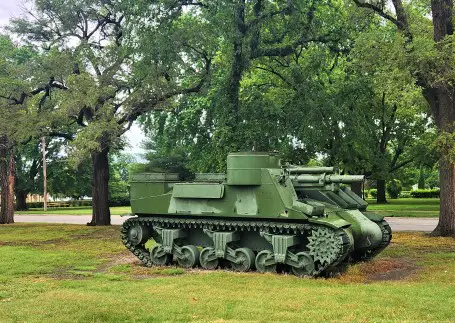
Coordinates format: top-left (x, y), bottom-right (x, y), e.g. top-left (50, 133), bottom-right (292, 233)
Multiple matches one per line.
top-left (0, 35), bottom-right (37, 223)
top-left (140, 0), bottom-right (352, 171)
top-left (10, 0), bottom-right (213, 225)
top-left (142, 0), bottom-right (435, 201)
top-left (14, 140), bottom-right (43, 210)
top-left (47, 158), bottom-right (92, 200)
top-left (352, 0), bottom-right (455, 236)
top-left (336, 21), bottom-right (433, 203)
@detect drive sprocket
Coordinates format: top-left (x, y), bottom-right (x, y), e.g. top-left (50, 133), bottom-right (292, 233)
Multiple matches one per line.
top-left (307, 227), bottom-right (342, 265)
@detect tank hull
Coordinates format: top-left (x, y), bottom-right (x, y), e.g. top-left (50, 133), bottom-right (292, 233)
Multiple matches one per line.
top-left (123, 152), bottom-right (392, 277)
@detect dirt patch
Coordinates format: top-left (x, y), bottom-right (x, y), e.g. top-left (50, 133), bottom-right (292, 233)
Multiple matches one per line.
top-left (96, 252), bottom-right (139, 273)
top-left (69, 229), bottom-right (119, 241)
top-left (364, 258), bottom-right (420, 281)
top-left (46, 251), bottom-right (137, 280)
top-left (0, 238), bottom-right (68, 247)
top-left (0, 227), bottom-right (119, 247)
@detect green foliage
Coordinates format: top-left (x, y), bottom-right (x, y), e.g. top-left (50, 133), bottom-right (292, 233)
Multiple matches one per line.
top-left (137, 0), bottom-right (435, 183)
top-left (369, 189), bottom-right (377, 199)
top-left (108, 196), bottom-right (130, 207)
top-left (26, 200), bottom-right (92, 208)
top-left (7, 0), bottom-right (213, 166)
top-left (47, 156), bottom-right (92, 199)
top-left (1, 0), bottom-right (443, 220)
top-left (139, 0), bottom-right (356, 171)
top-left (396, 164), bottom-right (439, 190)
top-left (14, 141), bottom-right (43, 197)
top-left (131, 143), bottom-right (194, 179)
top-left (0, 36), bottom-right (38, 142)
top-left (109, 153), bottom-right (135, 204)
top-left (400, 191), bottom-right (411, 198)
top-left (410, 189), bottom-right (440, 198)
top-left (387, 179), bottom-right (403, 199)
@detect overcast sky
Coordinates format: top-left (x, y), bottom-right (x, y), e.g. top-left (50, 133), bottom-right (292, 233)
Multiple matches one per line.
top-left (0, 0), bottom-right (24, 27)
top-left (0, 0), bottom-right (146, 158)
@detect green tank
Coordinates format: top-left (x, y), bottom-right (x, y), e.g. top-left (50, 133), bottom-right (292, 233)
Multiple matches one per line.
top-left (121, 152), bottom-right (391, 277)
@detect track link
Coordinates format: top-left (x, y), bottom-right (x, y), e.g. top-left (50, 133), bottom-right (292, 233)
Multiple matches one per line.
top-left (121, 216), bottom-right (353, 276)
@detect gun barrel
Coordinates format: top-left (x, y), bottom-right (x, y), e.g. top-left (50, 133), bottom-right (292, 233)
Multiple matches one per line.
top-left (288, 166), bottom-right (335, 174)
top-left (293, 174), bottom-right (365, 184)
top-left (327, 175), bottom-right (365, 183)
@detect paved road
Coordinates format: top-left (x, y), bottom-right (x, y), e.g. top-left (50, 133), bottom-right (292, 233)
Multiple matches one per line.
top-left (14, 215), bottom-right (438, 232)
top-left (14, 215), bottom-right (133, 225)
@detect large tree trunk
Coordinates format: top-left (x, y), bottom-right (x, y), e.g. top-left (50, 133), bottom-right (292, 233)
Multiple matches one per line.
top-left (418, 166), bottom-right (425, 189)
top-left (351, 182), bottom-right (363, 198)
top-left (0, 135), bottom-right (8, 223)
top-left (88, 145), bottom-right (111, 226)
top-left (376, 179), bottom-right (387, 204)
top-left (6, 151), bottom-right (15, 223)
top-left (427, 86), bottom-right (455, 236)
top-left (0, 139), bottom-right (15, 224)
top-left (430, 0), bottom-right (455, 237)
top-left (228, 0), bottom-right (246, 129)
top-left (15, 190), bottom-right (28, 211)
top-left (434, 158), bottom-right (455, 236)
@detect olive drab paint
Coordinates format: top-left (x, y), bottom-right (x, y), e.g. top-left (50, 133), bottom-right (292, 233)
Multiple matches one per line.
top-left (121, 152), bottom-right (391, 277)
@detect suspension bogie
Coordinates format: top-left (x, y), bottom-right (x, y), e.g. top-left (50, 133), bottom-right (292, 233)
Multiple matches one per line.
top-left (121, 217), bottom-right (357, 277)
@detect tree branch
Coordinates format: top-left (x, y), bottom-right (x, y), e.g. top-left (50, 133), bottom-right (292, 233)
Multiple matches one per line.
top-left (253, 65), bottom-right (296, 90)
top-left (353, 0), bottom-right (413, 41)
top-left (47, 132), bottom-right (74, 141)
top-left (118, 56), bottom-right (212, 129)
top-left (390, 158), bottom-right (413, 172)
top-left (352, 0), bottom-right (400, 26)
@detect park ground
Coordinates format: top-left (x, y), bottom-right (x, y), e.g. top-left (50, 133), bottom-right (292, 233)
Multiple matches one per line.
top-left (1, 223), bottom-right (455, 322)
top-left (15, 198), bottom-right (441, 218)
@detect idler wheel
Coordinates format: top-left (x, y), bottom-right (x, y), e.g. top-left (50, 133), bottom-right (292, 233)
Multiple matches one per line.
top-left (177, 245), bottom-right (200, 268)
top-left (231, 248), bottom-right (255, 272)
top-left (255, 250), bottom-right (276, 273)
top-left (200, 247), bottom-right (219, 270)
top-left (291, 252), bottom-right (315, 277)
top-left (128, 225), bottom-right (151, 246)
top-left (150, 245), bottom-right (172, 266)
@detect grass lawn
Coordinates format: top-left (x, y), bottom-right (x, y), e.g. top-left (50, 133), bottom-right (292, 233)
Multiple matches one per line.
top-left (16, 206), bottom-right (132, 216)
top-left (17, 198), bottom-right (440, 218)
top-left (367, 198), bottom-right (440, 218)
top-left (0, 223), bottom-right (454, 322)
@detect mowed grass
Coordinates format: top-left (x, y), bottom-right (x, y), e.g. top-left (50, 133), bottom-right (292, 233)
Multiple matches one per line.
top-left (17, 198), bottom-right (440, 218)
top-left (15, 206), bottom-right (131, 215)
top-left (1, 224), bottom-right (455, 322)
top-left (367, 198), bottom-right (440, 217)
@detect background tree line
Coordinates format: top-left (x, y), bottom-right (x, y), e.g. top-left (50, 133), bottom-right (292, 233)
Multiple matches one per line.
top-left (0, 0), bottom-right (454, 237)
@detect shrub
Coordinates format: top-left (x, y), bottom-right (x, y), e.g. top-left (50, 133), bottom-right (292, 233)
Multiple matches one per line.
top-left (27, 202), bottom-right (44, 208)
top-left (369, 189), bottom-right (377, 199)
top-left (109, 195), bottom-right (130, 207)
top-left (387, 179), bottom-right (402, 199)
top-left (26, 200), bottom-right (92, 208)
top-left (400, 191), bottom-right (411, 198)
top-left (69, 200), bottom-right (92, 207)
top-left (410, 189), bottom-right (440, 198)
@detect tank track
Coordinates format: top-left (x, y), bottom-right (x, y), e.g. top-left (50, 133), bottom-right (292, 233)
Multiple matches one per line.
top-left (351, 220), bottom-right (392, 262)
top-left (121, 216), bottom-right (354, 277)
